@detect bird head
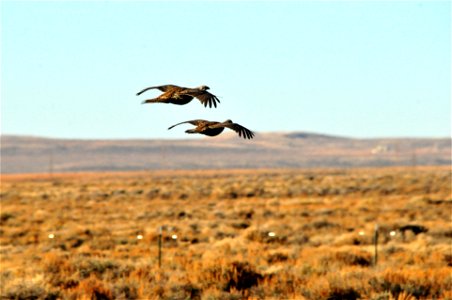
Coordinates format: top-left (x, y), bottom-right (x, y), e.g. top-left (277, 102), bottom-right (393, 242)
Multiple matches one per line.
top-left (198, 85), bottom-right (210, 91)
top-left (224, 119), bottom-right (233, 124)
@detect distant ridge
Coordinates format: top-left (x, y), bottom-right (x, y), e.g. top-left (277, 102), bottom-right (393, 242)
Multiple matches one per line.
top-left (284, 132), bottom-right (351, 140)
top-left (1, 133), bottom-right (450, 173)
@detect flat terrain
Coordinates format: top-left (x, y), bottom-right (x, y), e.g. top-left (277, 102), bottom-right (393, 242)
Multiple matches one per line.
top-left (1, 133), bottom-right (450, 173)
top-left (0, 167), bottom-right (451, 299)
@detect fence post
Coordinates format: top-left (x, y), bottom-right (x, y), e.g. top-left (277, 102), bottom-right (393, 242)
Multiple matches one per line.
top-left (373, 224), bottom-right (379, 267)
top-left (158, 226), bottom-right (162, 268)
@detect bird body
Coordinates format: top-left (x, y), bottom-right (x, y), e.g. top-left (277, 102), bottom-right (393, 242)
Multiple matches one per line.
top-left (137, 84), bottom-right (220, 108)
top-left (168, 119), bottom-right (254, 139)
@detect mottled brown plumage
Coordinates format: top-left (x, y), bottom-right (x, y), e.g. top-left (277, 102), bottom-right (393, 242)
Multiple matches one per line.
top-left (168, 119), bottom-right (255, 140)
top-left (137, 84), bottom-right (220, 108)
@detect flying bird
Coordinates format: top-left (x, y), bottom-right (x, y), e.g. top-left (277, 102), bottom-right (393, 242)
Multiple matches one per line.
top-left (168, 119), bottom-right (255, 140)
top-left (136, 84), bottom-right (220, 108)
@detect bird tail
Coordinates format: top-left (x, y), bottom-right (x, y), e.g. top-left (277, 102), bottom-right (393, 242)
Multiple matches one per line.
top-left (141, 98), bottom-right (162, 104)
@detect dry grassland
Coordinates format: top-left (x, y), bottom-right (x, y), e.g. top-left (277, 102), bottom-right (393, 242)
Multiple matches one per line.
top-left (0, 167), bottom-right (451, 299)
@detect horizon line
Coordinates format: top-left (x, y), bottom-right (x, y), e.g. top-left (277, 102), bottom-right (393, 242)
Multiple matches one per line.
top-left (1, 131), bottom-right (450, 141)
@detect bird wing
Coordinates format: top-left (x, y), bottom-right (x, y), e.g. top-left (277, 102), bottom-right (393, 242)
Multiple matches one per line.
top-left (136, 84), bottom-right (182, 96)
top-left (180, 90), bottom-right (220, 108)
top-left (210, 122), bottom-right (255, 139)
top-left (168, 119), bottom-right (208, 130)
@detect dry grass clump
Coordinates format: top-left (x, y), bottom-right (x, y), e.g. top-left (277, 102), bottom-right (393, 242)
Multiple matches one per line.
top-left (369, 268), bottom-right (451, 299)
top-left (1, 166), bottom-right (450, 299)
top-left (333, 250), bottom-right (372, 267)
top-left (198, 260), bottom-right (263, 293)
top-left (1, 281), bottom-right (48, 300)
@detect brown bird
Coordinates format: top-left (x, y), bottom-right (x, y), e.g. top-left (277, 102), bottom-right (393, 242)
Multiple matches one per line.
top-left (168, 119), bottom-right (255, 139)
top-left (136, 84), bottom-right (220, 108)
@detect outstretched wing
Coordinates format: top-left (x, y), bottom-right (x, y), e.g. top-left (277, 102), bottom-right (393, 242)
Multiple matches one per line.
top-left (195, 92), bottom-right (221, 108)
top-left (168, 119), bottom-right (207, 130)
top-left (211, 122), bottom-right (255, 139)
top-left (136, 84), bottom-right (182, 96)
top-left (180, 90), bottom-right (220, 108)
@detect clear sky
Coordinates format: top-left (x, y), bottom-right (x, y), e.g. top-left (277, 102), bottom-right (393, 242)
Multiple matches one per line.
top-left (1, 1), bottom-right (450, 139)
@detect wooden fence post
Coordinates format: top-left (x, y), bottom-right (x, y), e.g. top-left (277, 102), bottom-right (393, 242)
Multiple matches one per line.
top-left (158, 226), bottom-right (162, 268)
top-left (373, 224), bottom-right (379, 267)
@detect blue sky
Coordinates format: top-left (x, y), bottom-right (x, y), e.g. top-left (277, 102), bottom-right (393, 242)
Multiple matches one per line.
top-left (1, 1), bottom-right (450, 139)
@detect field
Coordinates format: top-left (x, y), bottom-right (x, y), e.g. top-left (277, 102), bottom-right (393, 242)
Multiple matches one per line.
top-left (0, 167), bottom-right (451, 299)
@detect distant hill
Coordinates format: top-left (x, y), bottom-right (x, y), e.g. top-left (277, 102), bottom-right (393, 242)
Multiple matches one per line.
top-left (1, 133), bottom-right (450, 173)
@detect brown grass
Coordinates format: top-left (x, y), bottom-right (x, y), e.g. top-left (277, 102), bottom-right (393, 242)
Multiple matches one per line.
top-left (1, 166), bottom-right (451, 299)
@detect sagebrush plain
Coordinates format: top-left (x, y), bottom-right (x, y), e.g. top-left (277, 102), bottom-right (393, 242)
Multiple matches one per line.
top-left (1, 167), bottom-right (451, 299)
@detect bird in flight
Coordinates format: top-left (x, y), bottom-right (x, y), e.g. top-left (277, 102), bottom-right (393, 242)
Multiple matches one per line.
top-left (136, 84), bottom-right (220, 108)
top-left (168, 119), bottom-right (255, 139)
